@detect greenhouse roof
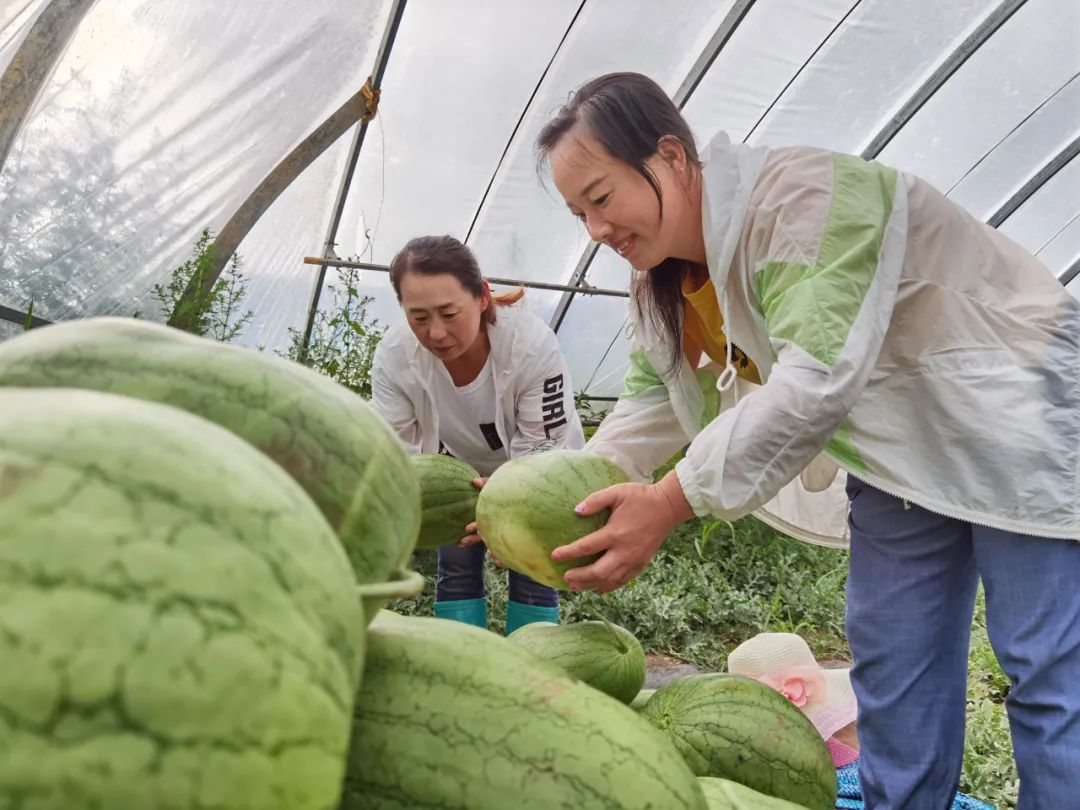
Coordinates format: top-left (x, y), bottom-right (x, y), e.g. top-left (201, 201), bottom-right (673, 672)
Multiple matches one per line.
top-left (2, 0), bottom-right (1078, 398)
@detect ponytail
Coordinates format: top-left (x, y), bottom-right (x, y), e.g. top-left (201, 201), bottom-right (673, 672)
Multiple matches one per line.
top-left (485, 285), bottom-right (525, 323)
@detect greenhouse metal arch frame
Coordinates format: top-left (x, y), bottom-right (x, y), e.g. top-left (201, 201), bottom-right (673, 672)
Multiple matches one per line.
top-left (0, 0), bottom-right (1077, 399)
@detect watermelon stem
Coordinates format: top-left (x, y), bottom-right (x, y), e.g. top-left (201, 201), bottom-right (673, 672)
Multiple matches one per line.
top-left (589, 606), bottom-right (628, 654)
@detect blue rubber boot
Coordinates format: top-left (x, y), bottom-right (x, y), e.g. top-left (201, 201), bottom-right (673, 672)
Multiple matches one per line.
top-left (433, 596), bottom-right (487, 630)
top-left (505, 601), bottom-right (560, 636)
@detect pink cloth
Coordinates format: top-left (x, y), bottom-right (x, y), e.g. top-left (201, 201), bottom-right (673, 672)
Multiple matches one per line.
top-left (808, 698), bottom-right (859, 741)
top-left (827, 736), bottom-right (860, 768)
top-left (755, 665), bottom-right (826, 710)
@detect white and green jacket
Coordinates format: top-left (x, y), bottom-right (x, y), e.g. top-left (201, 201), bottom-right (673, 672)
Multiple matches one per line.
top-left (588, 131), bottom-right (1080, 545)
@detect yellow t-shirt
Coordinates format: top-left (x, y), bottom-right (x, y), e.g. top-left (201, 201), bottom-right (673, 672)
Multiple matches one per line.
top-left (683, 277), bottom-right (761, 384)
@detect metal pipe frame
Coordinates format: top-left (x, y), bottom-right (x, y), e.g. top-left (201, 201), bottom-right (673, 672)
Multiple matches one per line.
top-left (861, 0), bottom-right (1028, 159)
top-left (1060, 254), bottom-right (1080, 288)
top-left (463, 0), bottom-right (588, 245)
top-left (987, 133), bottom-right (1080, 228)
top-left (0, 0), bottom-right (98, 175)
top-left (301, 256), bottom-right (628, 298)
top-left (547, 0), bottom-right (761, 334)
top-left (300, 0), bottom-right (408, 357)
top-left (0, 303), bottom-right (52, 329)
top-left (167, 3), bottom-right (405, 331)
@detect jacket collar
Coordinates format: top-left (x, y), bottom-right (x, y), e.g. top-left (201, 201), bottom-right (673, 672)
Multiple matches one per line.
top-left (699, 130), bottom-right (769, 295)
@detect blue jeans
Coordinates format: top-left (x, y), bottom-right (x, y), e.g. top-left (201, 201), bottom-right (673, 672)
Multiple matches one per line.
top-left (845, 477), bottom-right (1080, 809)
top-left (436, 542), bottom-right (559, 607)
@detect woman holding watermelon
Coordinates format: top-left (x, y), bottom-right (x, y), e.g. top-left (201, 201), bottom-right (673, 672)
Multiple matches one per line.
top-left (534, 72), bottom-right (1080, 808)
top-left (371, 234), bottom-right (585, 635)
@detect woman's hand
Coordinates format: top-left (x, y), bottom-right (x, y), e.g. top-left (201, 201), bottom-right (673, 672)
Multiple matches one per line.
top-left (550, 470), bottom-right (695, 592)
top-left (457, 476), bottom-right (507, 568)
top-left (457, 477), bottom-right (488, 547)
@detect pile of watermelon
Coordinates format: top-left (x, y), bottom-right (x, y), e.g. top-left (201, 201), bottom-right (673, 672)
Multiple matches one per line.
top-left (0, 318), bottom-right (837, 809)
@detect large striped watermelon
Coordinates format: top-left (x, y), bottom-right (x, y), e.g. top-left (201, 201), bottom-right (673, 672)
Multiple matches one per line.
top-left (641, 674), bottom-right (837, 810)
top-left (413, 454), bottom-right (479, 549)
top-left (0, 317), bottom-right (421, 616)
top-left (340, 613), bottom-right (707, 809)
top-left (0, 388), bottom-right (364, 809)
top-left (508, 619), bottom-right (646, 704)
top-left (697, 777), bottom-right (805, 809)
top-left (475, 449), bottom-right (629, 589)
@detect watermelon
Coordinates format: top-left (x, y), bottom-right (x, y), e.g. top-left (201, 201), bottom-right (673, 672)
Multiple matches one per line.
top-left (641, 674), bottom-right (837, 810)
top-left (0, 388), bottom-right (364, 809)
top-left (475, 449), bottom-right (629, 589)
top-left (413, 453), bottom-right (480, 549)
top-left (508, 619), bottom-right (646, 703)
top-left (340, 613), bottom-right (707, 809)
top-left (630, 688), bottom-right (657, 711)
top-left (698, 777), bottom-right (805, 809)
top-left (0, 317), bottom-right (421, 615)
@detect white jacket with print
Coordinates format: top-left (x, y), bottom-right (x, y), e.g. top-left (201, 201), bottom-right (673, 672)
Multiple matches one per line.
top-left (371, 303), bottom-right (586, 463)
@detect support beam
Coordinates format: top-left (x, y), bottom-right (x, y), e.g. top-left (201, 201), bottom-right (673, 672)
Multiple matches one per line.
top-left (0, 303), bottom-right (52, 329)
top-left (671, 0), bottom-right (759, 110)
top-left (861, 0), bottom-right (1028, 159)
top-left (742, 0), bottom-right (861, 145)
top-left (168, 81), bottom-right (382, 326)
top-left (987, 134), bottom-right (1080, 228)
top-left (0, 0), bottom-right (98, 174)
top-left (944, 75), bottom-right (1078, 198)
top-left (1061, 254), bottom-right (1080, 288)
top-left (169, 4), bottom-right (404, 329)
top-left (548, 0), bottom-right (760, 332)
top-left (301, 256), bottom-right (628, 298)
top-left (299, 0), bottom-right (407, 357)
top-left (548, 243), bottom-right (601, 331)
top-left (464, 0), bottom-right (587, 245)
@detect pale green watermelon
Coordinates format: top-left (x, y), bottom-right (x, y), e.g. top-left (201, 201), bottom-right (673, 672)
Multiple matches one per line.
top-left (0, 317), bottom-right (422, 617)
top-left (508, 620), bottom-right (646, 704)
top-left (630, 688), bottom-right (657, 711)
top-left (0, 388), bottom-right (364, 809)
top-left (698, 777), bottom-right (806, 809)
top-left (475, 449), bottom-right (629, 589)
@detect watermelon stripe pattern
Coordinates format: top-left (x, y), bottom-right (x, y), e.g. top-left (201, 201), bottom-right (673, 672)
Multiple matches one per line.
top-left (0, 389), bottom-right (364, 809)
top-left (508, 620), bottom-right (646, 704)
top-left (413, 454), bottom-right (479, 549)
top-left (476, 450), bottom-right (629, 589)
top-left (642, 674), bottom-right (837, 810)
top-left (341, 614), bottom-right (707, 809)
top-left (0, 318), bottom-right (420, 605)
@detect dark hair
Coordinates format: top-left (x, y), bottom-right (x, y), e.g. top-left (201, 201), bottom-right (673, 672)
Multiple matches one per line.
top-left (536, 72), bottom-right (701, 372)
top-left (388, 234), bottom-right (523, 325)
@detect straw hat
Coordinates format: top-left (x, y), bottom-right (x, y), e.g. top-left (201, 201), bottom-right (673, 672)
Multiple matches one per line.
top-left (727, 632), bottom-right (857, 740)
